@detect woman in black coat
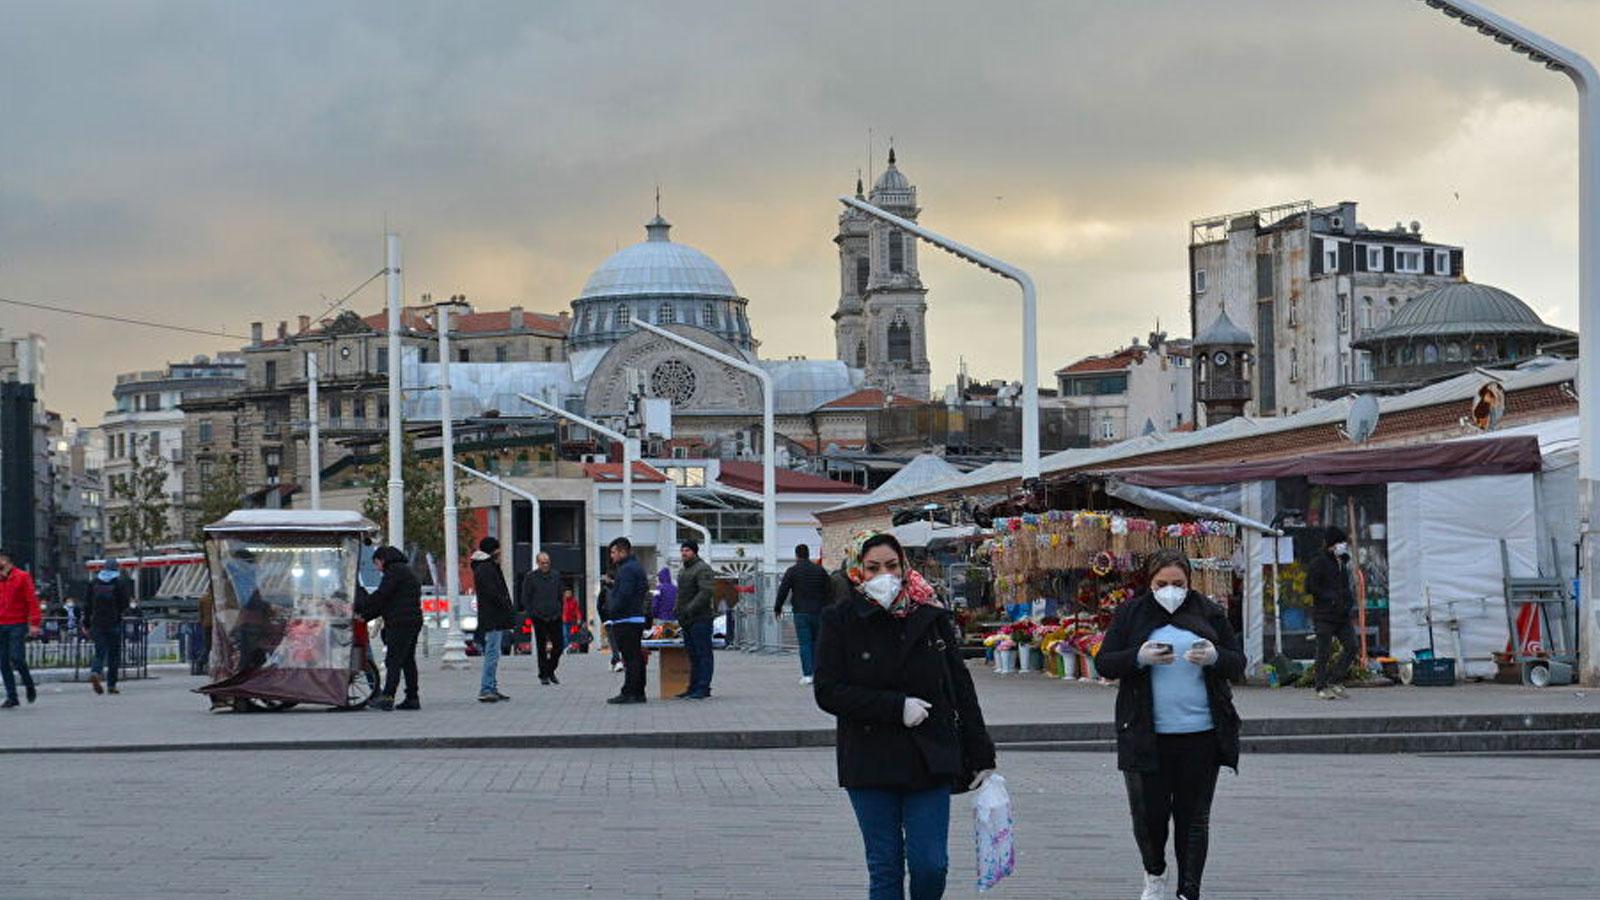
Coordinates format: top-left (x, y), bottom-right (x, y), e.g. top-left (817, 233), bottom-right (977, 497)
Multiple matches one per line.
top-left (814, 531), bottom-right (997, 900)
top-left (1096, 549), bottom-right (1245, 900)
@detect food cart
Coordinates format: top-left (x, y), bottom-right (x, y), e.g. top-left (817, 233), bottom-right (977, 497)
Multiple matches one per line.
top-left (195, 510), bottom-right (380, 711)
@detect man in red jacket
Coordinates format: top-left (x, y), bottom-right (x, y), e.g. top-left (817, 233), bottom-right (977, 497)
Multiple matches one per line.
top-left (0, 549), bottom-right (42, 708)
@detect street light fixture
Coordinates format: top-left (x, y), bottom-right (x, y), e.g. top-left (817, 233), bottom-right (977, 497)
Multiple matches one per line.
top-left (453, 461), bottom-right (540, 565)
top-left (633, 497), bottom-right (712, 550)
top-left (1417, 0), bottom-right (1599, 684)
top-left (838, 196), bottom-right (1041, 482)
top-left (435, 298), bottom-right (470, 670)
top-left (384, 234), bottom-right (405, 549)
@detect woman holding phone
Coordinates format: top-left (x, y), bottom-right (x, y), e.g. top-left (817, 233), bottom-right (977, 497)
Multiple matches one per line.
top-left (1096, 549), bottom-right (1244, 900)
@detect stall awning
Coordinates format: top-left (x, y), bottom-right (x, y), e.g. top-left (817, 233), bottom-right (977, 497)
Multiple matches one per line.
top-left (1102, 480), bottom-right (1280, 536)
top-left (1100, 435), bottom-right (1542, 488)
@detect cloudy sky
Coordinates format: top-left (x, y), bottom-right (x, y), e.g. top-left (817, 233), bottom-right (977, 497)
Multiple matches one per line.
top-left (3, 0), bottom-right (1596, 424)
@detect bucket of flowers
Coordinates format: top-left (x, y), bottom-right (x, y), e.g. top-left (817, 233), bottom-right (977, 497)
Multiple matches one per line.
top-left (984, 632), bottom-right (1018, 674)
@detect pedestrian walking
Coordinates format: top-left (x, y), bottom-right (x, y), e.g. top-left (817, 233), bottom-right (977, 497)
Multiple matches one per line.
top-left (471, 537), bottom-right (515, 703)
top-left (0, 549), bottom-right (42, 708)
top-left (83, 559), bottom-right (131, 695)
top-left (603, 538), bottom-right (648, 705)
top-left (814, 531), bottom-right (997, 900)
top-left (1096, 549), bottom-right (1244, 900)
top-left (674, 540), bottom-right (716, 700)
top-left (774, 543), bottom-right (833, 685)
top-left (561, 588), bottom-right (582, 651)
top-left (357, 546), bottom-right (423, 711)
top-left (520, 551), bottom-right (565, 685)
top-left (1308, 526), bottom-right (1359, 700)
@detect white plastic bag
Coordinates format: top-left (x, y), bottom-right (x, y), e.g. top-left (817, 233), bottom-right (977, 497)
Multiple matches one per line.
top-left (972, 773), bottom-right (1015, 892)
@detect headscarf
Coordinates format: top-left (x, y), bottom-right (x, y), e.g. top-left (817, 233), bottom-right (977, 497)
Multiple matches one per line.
top-left (842, 529), bottom-right (940, 618)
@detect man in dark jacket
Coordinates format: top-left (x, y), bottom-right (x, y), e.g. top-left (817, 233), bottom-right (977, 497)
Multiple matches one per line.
top-left (471, 537), bottom-right (515, 703)
top-left (83, 559), bottom-right (131, 695)
top-left (520, 552), bottom-right (565, 685)
top-left (359, 546), bottom-right (423, 711)
top-left (1307, 527), bottom-right (1358, 700)
top-left (675, 540), bottom-right (717, 700)
top-left (604, 538), bottom-right (649, 704)
top-left (775, 543), bottom-right (833, 685)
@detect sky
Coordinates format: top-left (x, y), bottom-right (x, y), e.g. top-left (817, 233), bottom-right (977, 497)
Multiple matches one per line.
top-left (2, 0), bottom-right (1597, 425)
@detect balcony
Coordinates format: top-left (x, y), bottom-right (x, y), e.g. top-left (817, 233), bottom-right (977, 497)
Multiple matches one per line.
top-left (291, 417), bottom-right (389, 435)
top-left (1198, 378), bottom-right (1252, 404)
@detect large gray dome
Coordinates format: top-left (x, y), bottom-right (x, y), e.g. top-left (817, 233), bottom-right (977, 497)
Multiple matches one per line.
top-left (1358, 282), bottom-right (1571, 344)
top-left (578, 216), bottom-right (738, 300)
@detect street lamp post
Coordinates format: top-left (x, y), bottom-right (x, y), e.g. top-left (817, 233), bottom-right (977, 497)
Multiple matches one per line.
top-left (838, 196), bottom-right (1040, 482)
top-left (633, 498), bottom-right (711, 550)
top-left (436, 300), bottom-right (469, 670)
top-left (454, 461), bottom-right (541, 564)
top-left (385, 233), bottom-right (405, 550)
top-left (1418, 0), bottom-right (1599, 685)
top-left (306, 351), bottom-right (321, 510)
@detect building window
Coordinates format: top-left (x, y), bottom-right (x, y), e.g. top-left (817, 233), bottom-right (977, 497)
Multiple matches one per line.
top-left (353, 396), bottom-right (366, 420)
top-left (1287, 298), bottom-right (1298, 327)
top-left (887, 319), bottom-right (912, 362)
top-left (264, 360), bottom-right (277, 389)
top-left (1338, 293), bottom-right (1350, 333)
top-left (376, 348), bottom-right (387, 373)
top-left (1289, 348), bottom-right (1299, 383)
top-left (1471, 340), bottom-right (1491, 361)
top-left (1099, 420), bottom-right (1116, 441)
top-left (143, 392), bottom-right (161, 411)
top-left (419, 347), bottom-right (430, 363)
top-left (495, 345), bottom-right (508, 363)
top-left (702, 302), bottom-right (716, 329)
top-left (1322, 242), bottom-right (1339, 273)
top-left (198, 460), bottom-right (213, 483)
top-left (1194, 269), bottom-right (1208, 294)
top-left (1435, 250), bottom-right (1451, 276)
top-left (658, 302), bottom-right (676, 324)
top-left (856, 257), bottom-right (870, 293)
top-left (198, 420), bottom-right (214, 444)
top-left (1361, 297), bottom-right (1374, 330)
top-left (1367, 246), bottom-right (1383, 271)
top-left (1423, 343), bottom-right (1440, 364)
top-left (264, 450), bottom-right (281, 486)
top-left (327, 396), bottom-right (341, 420)
top-left (1401, 343), bottom-right (1416, 365)
top-left (1395, 249), bottom-right (1424, 273)
top-left (1444, 341), bottom-right (1462, 362)
top-left (1255, 253), bottom-right (1272, 299)
top-left (148, 432), bottom-right (161, 456)
top-left (616, 305), bottom-right (631, 329)
top-left (457, 348), bottom-right (470, 363)
top-left (855, 342), bottom-right (867, 368)
top-left (1357, 351), bottom-right (1374, 382)
top-left (1066, 373), bottom-right (1129, 396)
top-left (888, 230), bottom-right (904, 274)
top-left (543, 345), bottom-right (554, 362)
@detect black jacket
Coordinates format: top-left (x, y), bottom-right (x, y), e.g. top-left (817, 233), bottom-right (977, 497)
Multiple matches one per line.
top-left (520, 568), bottom-right (563, 622)
top-left (605, 556), bottom-right (648, 621)
top-left (1096, 590), bottom-right (1245, 773)
top-left (1306, 552), bottom-right (1355, 626)
top-left (470, 552), bottom-right (516, 632)
top-left (814, 590), bottom-right (996, 791)
top-left (675, 557), bottom-right (716, 624)
top-left (358, 548), bottom-right (423, 628)
top-left (775, 559), bottom-right (833, 616)
top-left (83, 576), bottom-right (130, 632)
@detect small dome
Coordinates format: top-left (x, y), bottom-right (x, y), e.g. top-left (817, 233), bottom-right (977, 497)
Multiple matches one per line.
top-left (578, 217), bottom-right (739, 300)
top-left (1193, 308), bottom-right (1253, 347)
top-left (870, 148), bottom-right (915, 205)
top-left (1358, 282), bottom-right (1572, 345)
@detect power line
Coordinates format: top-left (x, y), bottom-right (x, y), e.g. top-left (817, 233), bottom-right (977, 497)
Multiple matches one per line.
top-left (305, 268), bottom-right (389, 327)
top-left (0, 296), bottom-right (248, 339)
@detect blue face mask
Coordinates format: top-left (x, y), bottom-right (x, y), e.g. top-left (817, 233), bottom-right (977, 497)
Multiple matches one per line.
top-left (97, 569), bottom-right (119, 583)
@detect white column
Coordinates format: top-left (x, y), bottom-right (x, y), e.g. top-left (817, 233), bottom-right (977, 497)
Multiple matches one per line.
top-left (385, 233), bottom-right (405, 549)
top-left (307, 351), bottom-right (321, 509)
top-left (1577, 77), bottom-right (1600, 685)
top-left (438, 303), bottom-right (468, 669)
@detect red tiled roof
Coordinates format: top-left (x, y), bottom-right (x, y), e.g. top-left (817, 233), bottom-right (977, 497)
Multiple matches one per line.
top-left (1056, 348), bottom-right (1144, 375)
top-left (582, 461), bottom-right (669, 483)
top-left (716, 459), bottom-right (867, 495)
top-left (817, 388), bottom-right (923, 411)
top-left (790, 437), bottom-right (870, 453)
top-left (354, 307), bottom-right (569, 338)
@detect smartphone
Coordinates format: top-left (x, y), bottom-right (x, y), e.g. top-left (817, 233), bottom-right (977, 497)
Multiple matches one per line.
top-left (1150, 642), bottom-right (1174, 655)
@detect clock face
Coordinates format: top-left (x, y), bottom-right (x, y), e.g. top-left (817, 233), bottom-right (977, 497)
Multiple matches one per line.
top-left (1212, 351), bottom-right (1231, 367)
top-left (340, 346), bottom-right (352, 359)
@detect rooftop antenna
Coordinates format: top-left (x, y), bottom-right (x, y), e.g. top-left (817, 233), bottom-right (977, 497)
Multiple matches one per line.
top-left (867, 127), bottom-right (873, 184)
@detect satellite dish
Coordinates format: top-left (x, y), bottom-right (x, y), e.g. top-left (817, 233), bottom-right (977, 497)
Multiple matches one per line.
top-left (1343, 394), bottom-right (1380, 444)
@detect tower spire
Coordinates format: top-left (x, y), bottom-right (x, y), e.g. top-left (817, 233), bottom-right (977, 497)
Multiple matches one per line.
top-left (655, 184), bottom-right (661, 217)
top-left (855, 169), bottom-right (864, 198)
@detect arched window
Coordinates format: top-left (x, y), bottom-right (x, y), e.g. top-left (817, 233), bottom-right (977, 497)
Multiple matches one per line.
top-left (856, 257), bottom-right (870, 293)
top-left (1470, 340), bottom-right (1490, 361)
top-left (1445, 342), bottom-right (1463, 362)
top-left (1423, 343), bottom-right (1439, 364)
top-left (887, 319), bottom-right (912, 362)
top-left (703, 302), bottom-right (716, 328)
top-left (658, 302), bottom-right (675, 324)
top-left (888, 230), bottom-right (905, 274)
top-left (855, 341), bottom-right (867, 368)
top-left (1386, 345), bottom-right (1397, 366)
top-left (616, 305), bottom-right (631, 329)
top-left (1361, 296), bottom-right (1374, 330)
top-left (1401, 343), bottom-right (1416, 365)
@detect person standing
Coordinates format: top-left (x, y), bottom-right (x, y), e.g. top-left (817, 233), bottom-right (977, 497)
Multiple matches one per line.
top-left (1307, 527), bottom-right (1359, 701)
top-left (83, 559), bottom-right (131, 695)
top-left (674, 540), bottom-right (716, 700)
top-left (653, 567), bottom-right (678, 624)
top-left (359, 546), bottom-right (423, 711)
top-left (470, 537), bottom-right (515, 703)
top-left (1097, 549), bottom-right (1244, 900)
top-left (775, 543), bottom-right (833, 685)
top-left (561, 588), bottom-right (582, 652)
top-left (603, 538), bottom-right (649, 705)
top-left (0, 549), bottom-right (42, 708)
top-left (815, 531), bottom-right (997, 900)
top-left (520, 552), bottom-right (565, 685)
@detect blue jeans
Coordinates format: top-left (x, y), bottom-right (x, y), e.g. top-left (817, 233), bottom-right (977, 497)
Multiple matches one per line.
top-left (479, 629), bottom-right (505, 694)
top-left (0, 623), bottom-right (34, 702)
top-left (847, 785), bottom-right (952, 900)
top-left (91, 628), bottom-right (121, 688)
top-left (793, 612), bottom-right (820, 677)
top-left (684, 618), bottom-right (714, 696)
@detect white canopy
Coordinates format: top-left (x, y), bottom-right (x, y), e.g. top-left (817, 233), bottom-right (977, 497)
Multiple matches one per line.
top-left (892, 520), bottom-right (981, 548)
top-left (205, 509), bottom-right (378, 534)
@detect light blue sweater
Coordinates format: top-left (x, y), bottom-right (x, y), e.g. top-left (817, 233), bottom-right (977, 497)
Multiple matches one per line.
top-left (1146, 624), bottom-right (1214, 735)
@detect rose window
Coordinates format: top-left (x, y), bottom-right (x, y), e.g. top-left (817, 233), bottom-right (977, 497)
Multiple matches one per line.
top-left (649, 359), bottom-right (697, 405)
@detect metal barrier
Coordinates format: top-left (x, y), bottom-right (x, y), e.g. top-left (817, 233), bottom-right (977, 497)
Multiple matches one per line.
top-left (730, 573), bottom-right (796, 653)
top-left (23, 616), bottom-right (151, 681)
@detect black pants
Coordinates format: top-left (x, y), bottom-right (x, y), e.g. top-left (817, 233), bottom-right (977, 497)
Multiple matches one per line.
top-left (611, 622), bottom-right (646, 699)
top-left (1124, 731), bottom-right (1220, 900)
top-left (532, 617), bottom-right (564, 679)
top-left (381, 622), bottom-right (421, 700)
top-left (1314, 620), bottom-right (1359, 690)
top-left (683, 618), bottom-right (714, 696)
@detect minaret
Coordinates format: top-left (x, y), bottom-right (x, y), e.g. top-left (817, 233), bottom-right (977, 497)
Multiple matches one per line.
top-left (833, 173), bottom-right (871, 368)
top-left (862, 148), bottom-right (931, 399)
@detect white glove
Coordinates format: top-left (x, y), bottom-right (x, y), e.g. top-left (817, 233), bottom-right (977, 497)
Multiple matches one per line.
top-left (902, 697), bottom-right (932, 728)
top-left (1185, 639), bottom-right (1218, 667)
top-left (969, 769), bottom-right (996, 791)
top-left (1137, 641), bottom-right (1175, 666)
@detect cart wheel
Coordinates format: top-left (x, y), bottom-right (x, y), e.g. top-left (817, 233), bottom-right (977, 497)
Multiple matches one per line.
top-left (1398, 662), bottom-right (1415, 686)
top-left (342, 659), bottom-right (380, 710)
top-left (1526, 663), bottom-right (1552, 688)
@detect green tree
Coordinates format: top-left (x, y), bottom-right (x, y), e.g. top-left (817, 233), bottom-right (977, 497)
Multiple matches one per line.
top-left (111, 434), bottom-right (172, 600)
top-left (362, 434), bottom-right (474, 567)
top-left (189, 455), bottom-right (246, 547)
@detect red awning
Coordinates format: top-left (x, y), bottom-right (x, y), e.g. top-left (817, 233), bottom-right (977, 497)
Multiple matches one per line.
top-left (1101, 435), bottom-right (1543, 488)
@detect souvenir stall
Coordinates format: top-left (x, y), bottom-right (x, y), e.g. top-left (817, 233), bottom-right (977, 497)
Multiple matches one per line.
top-left (892, 521), bottom-right (989, 612)
top-left (981, 511), bottom-right (1241, 680)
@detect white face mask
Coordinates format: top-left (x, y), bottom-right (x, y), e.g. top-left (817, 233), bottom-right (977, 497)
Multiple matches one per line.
top-left (1153, 585), bottom-right (1187, 613)
top-left (1333, 543), bottom-right (1350, 558)
top-left (862, 573), bottom-right (903, 608)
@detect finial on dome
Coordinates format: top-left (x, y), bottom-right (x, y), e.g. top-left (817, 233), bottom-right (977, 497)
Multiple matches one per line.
top-left (855, 169), bottom-right (864, 198)
top-left (645, 212), bottom-right (671, 242)
top-left (888, 145), bottom-right (896, 166)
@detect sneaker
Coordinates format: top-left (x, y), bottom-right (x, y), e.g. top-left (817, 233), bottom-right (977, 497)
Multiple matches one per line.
top-left (539, 677), bottom-right (551, 685)
top-left (674, 690), bottom-right (694, 699)
top-left (0, 698), bottom-right (16, 709)
top-left (478, 692), bottom-right (499, 703)
top-left (606, 694), bottom-right (646, 705)
top-left (24, 684), bottom-right (35, 704)
top-left (548, 674), bottom-right (560, 685)
top-left (493, 691), bottom-right (511, 702)
top-left (684, 692), bottom-right (710, 701)
top-left (90, 673), bottom-right (104, 694)
top-left (1316, 688), bottom-right (1338, 700)
top-left (799, 676), bottom-right (814, 685)
top-left (373, 695), bottom-right (395, 711)
top-left (611, 661), bottom-right (624, 673)
top-left (395, 696), bottom-right (420, 711)
top-left (107, 687), bottom-right (120, 695)
top-left (1331, 684), bottom-right (1349, 699)
top-left (1142, 869), bottom-right (1169, 900)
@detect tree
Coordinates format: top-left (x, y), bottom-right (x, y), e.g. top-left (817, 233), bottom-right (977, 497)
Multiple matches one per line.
top-left (361, 433), bottom-right (474, 571)
top-left (189, 455), bottom-right (246, 547)
top-left (111, 434), bottom-right (172, 601)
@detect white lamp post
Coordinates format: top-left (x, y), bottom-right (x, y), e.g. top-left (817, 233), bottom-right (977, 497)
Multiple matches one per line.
top-left (838, 196), bottom-right (1040, 482)
top-left (633, 498), bottom-right (712, 550)
top-left (384, 233), bottom-right (405, 549)
top-left (436, 299), bottom-right (469, 669)
top-left (1417, 0), bottom-right (1599, 685)
top-left (306, 351), bottom-right (321, 510)
top-left (454, 461), bottom-right (541, 563)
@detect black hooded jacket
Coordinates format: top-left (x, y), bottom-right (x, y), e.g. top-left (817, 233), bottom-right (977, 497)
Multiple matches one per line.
top-left (358, 547), bottom-right (423, 628)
